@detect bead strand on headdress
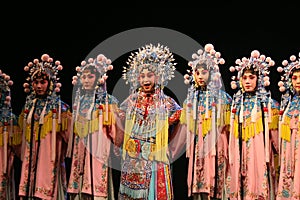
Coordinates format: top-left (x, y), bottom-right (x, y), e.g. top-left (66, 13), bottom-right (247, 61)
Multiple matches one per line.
top-left (0, 69), bottom-right (14, 173)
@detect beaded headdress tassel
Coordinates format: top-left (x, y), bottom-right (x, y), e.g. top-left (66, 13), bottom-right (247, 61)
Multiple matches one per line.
top-left (0, 70), bottom-right (14, 173)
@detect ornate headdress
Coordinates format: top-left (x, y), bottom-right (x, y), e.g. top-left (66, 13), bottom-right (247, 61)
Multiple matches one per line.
top-left (277, 52), bottom-right (300, 93)
top-left (229, 50), bottom-right (275, 98)
top-left (0, 69), bottom-right (13, 109)
top-left (122, 43), bottom-right (176, 92)
top-left (72, 54), bottom-right (113, 90)
top-left (23, 54), bottom-right (63, 96)
top-left (277, 52), bottom-right (300, 117)
top-left (183, 43), bottom-right (225, 91)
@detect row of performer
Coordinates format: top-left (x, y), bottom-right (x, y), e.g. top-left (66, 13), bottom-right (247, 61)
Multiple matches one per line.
top-left (0, 43), bottom-right (299, 199)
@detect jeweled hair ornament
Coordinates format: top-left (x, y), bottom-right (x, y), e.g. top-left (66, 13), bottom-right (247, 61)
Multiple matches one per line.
top-left (122, 43), bottom-right (176, 92)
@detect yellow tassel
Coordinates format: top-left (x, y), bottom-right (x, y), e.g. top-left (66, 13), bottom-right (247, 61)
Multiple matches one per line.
top-left (269, 108), bottom-right (279, 130)
top-left (12, 126), bottom-right (22, 146)
top-left (73, 106), bottom-right (115, 138)
top-left (155, 113), bottom-right (168, 163)
top-left (232, 113), bottom-right (264, 141)
top-left (122, 114), bottom-right (135, 160)
top-left (280, 116), bottom-right (291, 142)
top-left (24, 111), bottom-right (70, 142)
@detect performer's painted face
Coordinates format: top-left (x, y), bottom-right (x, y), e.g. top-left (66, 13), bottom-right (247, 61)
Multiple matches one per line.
top-left (81, 70), bottom-right (96, 90)
top-left (194, 66), bottom-right (209, 87)
top-left (32, 78), bottom-right (49, 96)
top-left (241, 71), bottom-right (257, 92)
top-left (291, 71), bottom-right (300, 94)
top-left (139, 68), bottom-right (156, 93)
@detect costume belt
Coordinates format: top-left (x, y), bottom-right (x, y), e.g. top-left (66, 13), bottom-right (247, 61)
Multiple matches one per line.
top-left (125, 138), bottom-right (156, 160)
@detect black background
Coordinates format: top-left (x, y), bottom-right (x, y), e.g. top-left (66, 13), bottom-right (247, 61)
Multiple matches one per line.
top-left (1, 2), bottom-right (299, 199)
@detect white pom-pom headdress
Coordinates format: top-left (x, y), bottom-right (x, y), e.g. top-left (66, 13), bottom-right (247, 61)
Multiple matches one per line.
top-left (229, 50), bottom-right (275, 93)
top-left (23, 54), bottom-right (63, 95)
top-left (122, 43), bottom-right (176, 92)
top-left (277, 52), bottom-right (300, 93)
top-left (183, 43), bottom-right (225, 88)
top-left (72, 54), bottom-right (113, 89)
top-left (0, 69), bottom-right (13, 113)
top-left (276, 52), bottom-right (300, 118)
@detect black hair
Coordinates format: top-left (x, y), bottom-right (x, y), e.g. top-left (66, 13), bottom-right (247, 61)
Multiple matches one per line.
top-left (290, 68), bottom-right (300, 77)
top-left (241, 65), bottom-right (259, 76)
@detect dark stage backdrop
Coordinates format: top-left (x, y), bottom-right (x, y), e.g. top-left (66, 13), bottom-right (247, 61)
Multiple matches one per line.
top-left (1, 3), bottom-right (299, 200)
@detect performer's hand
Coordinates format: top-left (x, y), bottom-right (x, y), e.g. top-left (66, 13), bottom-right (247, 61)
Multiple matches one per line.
top-left (118, 112), bottom-right (125, 120)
